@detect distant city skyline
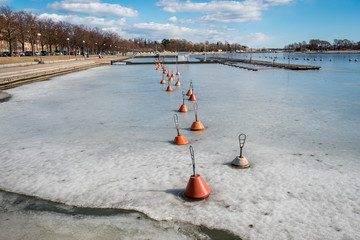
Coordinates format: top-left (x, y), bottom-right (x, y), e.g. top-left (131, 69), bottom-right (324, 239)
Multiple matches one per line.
top-left (3, 0), bottom-right (360, 48)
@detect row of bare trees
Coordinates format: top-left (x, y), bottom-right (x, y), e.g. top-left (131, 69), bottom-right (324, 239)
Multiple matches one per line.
top-left (285, 39), bottom-right (360, 51)
top-left (1, 5), bottom-right (248, 56)
top-left (157, 38), bottom-right (246, 52)
top-left (0, 5), bottom-right (131, 55)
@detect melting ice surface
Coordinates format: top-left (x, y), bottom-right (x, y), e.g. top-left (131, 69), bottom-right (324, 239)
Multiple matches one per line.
top-left (1, 54), bottom-right (360, 239)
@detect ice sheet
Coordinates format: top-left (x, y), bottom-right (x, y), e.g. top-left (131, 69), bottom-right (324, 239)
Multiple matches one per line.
top-left (1, 61), bottom-right (360, 239)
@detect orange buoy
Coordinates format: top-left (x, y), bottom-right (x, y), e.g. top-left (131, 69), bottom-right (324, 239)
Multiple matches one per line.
top-left (231, 134), bottom-right (250, 168)
top-left (171, 73), bottom-right (175, 78)
top-left (190, 103), bottom-right (204, 131)
top-left (166, 85), bottom-right (173, 92)
top-left (186, 80), bottom-right (193, 96)
top-left (156, 67), bottom-right (160, 70)
top-left (190, 120), bottom-right (204, 131)
top-left (173, 114), bottom-right (189, 145)
top-left (189, 93), bottom-right (197, 101)
top-left (184, 146), bottom-right (210, 199)
top-left (169, 77), bottom-right (173, 82)
top-left (167, 73), bottom-right (171, 77)
top-left (176, 71), bottom-right (180, 76)
top-left (160, 74), bottom-right (166, 84)
top-left (178, 91), bottom-right (188, 112)
top-left (163, 70), bottom-right (167, 74)
top-left (166, 80), bottom-right (173, 92)
top-left (175, 76), bottom-right (180, 86)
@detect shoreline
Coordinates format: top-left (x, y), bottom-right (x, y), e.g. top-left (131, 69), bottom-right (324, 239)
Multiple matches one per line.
top-left (0, 189), bottom-right (241, 240)
top-left (0, 56), bottom-right (131, 90)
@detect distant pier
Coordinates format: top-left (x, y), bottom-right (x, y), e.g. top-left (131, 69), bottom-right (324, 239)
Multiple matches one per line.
top-left (111, 55), bottom-right (321, 70)
top-left (214, 57), bottom-right (321, 70)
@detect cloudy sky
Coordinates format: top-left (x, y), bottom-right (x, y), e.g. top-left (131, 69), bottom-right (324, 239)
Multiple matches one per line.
top-left (3, 0), bottom-right (360, 48)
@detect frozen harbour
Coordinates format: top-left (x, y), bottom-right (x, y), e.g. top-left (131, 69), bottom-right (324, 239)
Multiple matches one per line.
top-left (1, 54), bottom-right (360, 239)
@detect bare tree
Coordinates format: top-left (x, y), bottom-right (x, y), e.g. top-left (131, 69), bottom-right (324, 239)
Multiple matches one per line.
top-left (0, 5), bottom-right (17, 54)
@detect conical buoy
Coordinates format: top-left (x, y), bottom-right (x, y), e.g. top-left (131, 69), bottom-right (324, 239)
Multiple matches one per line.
top-left (231, 133), bottom-right (250, 168)
top-left (166, 85), bottom-right (173, 92)
top-left (175, 76), bottom-right (180, 87)
top-left (160, 74), bottom-right (166, 84)
top-left (169, 77), bottom-right (173, 82)
top-left (166, 79), bottom-right (173, 92)
top-left (173, 114), bottom-right (189, 145)
top-left (186, 80), bottom-right (193, 96)
top-left (178, 91), bottom-right (188, 112)
top-left (188, 81), bottom-right (196, 100)
top-left (190, 103), bottom-right (204, 131)
top-left (171, 73), bottom-right (175, 78)
top-left (176, 71), bottom-right (180, 76)
top-left (156, 67), bottom-right (160, 70)
top-left (189, 93), bottom-right (197, 101)
top-left (184, 146), bottom-right (210, 199)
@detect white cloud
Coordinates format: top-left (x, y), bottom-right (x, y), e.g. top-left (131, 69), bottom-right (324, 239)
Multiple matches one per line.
top-left (37, 12), bottom-right (271, 48)
top-left (47, 0), bottom-right (138, 18)
top-left (168, 16), bottom-right (177, 22)
top-left (265, 0), bottom-right (292, 5)
top-left (124, 22), bottom-right (221, 43)
top-left (156, 0), bottom-right (292, 23)
top-left (38, 13), bottom-right (126, 28)
top-left (231, 32), bottom-right (272, 47)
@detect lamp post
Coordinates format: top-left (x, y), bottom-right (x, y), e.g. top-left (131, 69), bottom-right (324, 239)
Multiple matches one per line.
top-left (66, 38), bottom-right (70, 59)
top-left (37, 33), bottom-right (42, 62)
top-left (82, 40), bottom-right (85, 58)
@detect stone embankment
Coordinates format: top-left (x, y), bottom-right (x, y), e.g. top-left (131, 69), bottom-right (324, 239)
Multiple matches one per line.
top-left (0, 56), bottom-right (130, 90)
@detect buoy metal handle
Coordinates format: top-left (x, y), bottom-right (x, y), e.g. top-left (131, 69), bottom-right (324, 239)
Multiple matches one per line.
top-left (189, 80), bottom-right (193, 89)
top-left (182, 91), bottom-right (185, 105)
top-left (189, 145), bottom-right (196, 177)
top-left (193, 103), bottom-right (198, 121)
top-left (174, 114), bottom-right (180, 136)
top-left (239, 133), bottom-right (246, 157)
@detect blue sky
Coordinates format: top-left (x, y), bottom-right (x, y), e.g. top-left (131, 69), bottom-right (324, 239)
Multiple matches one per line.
top-left (2, 0), bottom-right (360, 48)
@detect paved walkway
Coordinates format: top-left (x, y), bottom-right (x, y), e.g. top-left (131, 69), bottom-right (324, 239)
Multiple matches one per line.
top-left (0, 56), bottom-right (130, 90)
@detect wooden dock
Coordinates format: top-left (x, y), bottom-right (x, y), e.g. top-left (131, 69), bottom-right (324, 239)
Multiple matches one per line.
top-left (112, 56), bottom-right (320, 70)
top-left (119, 60), bottom-right (218, 65)
top-left (220, 62), bottom-right (258, 71)
top-left (214, 57), bottom-right (321, 70)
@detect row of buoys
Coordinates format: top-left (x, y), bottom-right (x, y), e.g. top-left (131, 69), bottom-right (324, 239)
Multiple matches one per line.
top-left (154, 61), bottom-right (249, 200)
top-left (256, 56), bottom-right (359, 63)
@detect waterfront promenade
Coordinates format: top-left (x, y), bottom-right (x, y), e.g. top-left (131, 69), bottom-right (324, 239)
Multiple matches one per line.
top-left (0, 55), bottom-right (130, 90)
